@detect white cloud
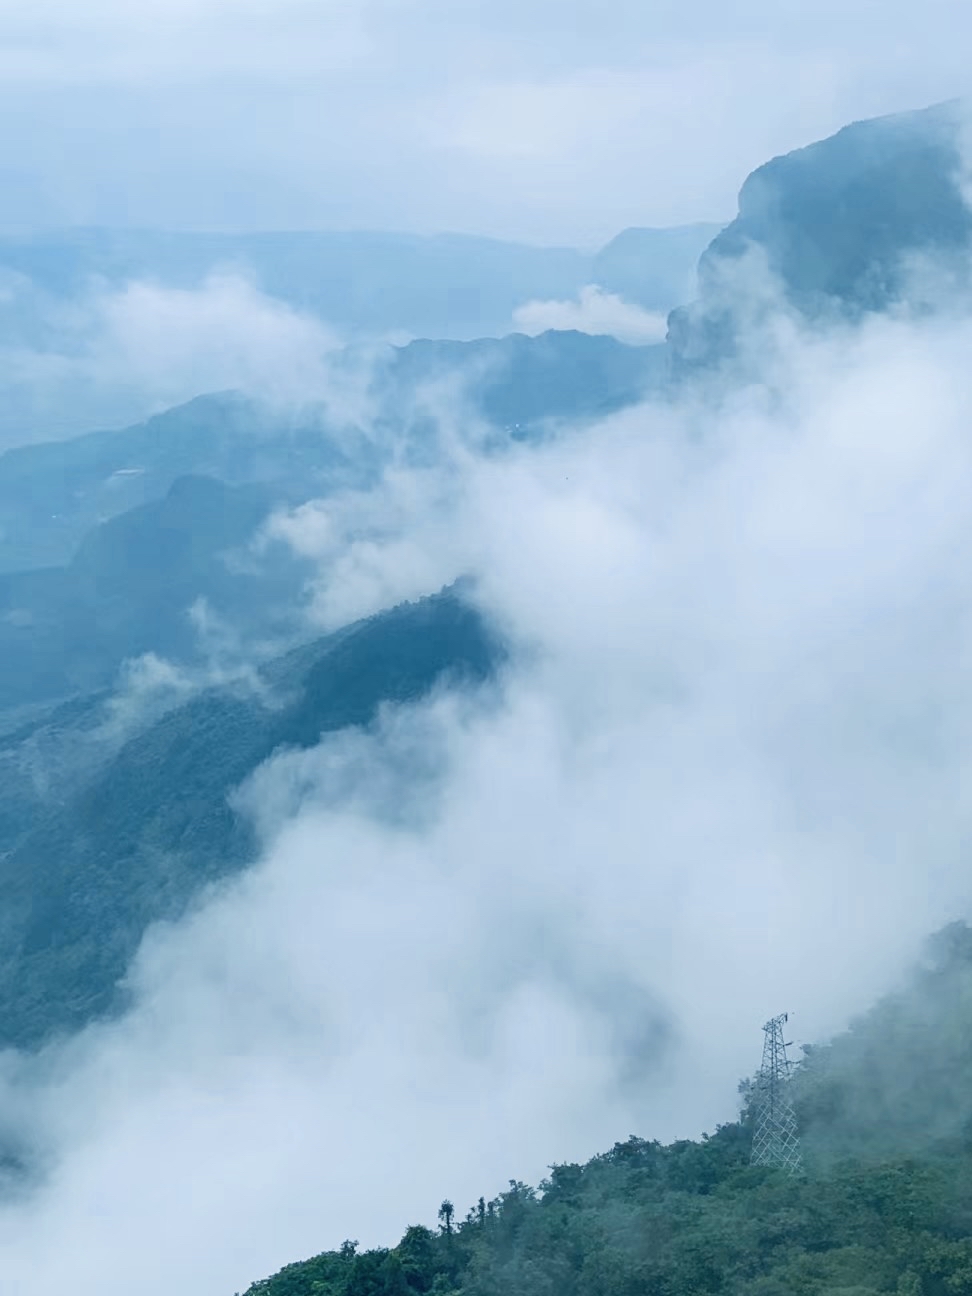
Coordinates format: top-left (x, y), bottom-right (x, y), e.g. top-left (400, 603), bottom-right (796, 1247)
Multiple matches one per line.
top-left (84, 273), bottom-right (341, 408)
top-left (0, 272), bottom-right (344, 444)
top-left (4, 293), bottom-right (972, 1292)
top-left (512, 284), bottom-right (668, 343)
top-left (263, 463), bottom-right (475, 631)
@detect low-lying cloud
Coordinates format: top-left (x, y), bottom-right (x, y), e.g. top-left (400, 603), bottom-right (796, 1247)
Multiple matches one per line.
top-left (0, 272), bottom-right (341, 447)
top-left (4, 293), bottom-right (972, 1294)
top-left (512, 283), bottom-right (668, 343)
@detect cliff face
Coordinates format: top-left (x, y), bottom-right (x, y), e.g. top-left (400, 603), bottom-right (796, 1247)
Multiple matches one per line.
top-left (668, 101), bottom-right (972, 375)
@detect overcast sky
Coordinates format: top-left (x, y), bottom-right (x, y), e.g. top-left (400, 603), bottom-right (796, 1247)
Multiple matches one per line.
top-left (0, 0), bottom-right (969, 243)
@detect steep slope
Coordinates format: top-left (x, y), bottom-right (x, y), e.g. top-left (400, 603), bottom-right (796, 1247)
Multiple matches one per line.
top-left (240, 925), bottom-right (972, 1296)
top-left (233, 103), bottom-right (972, 1296)
top-left (0, 689), bottom-right (118, 849)
top-left (0, 392), bottom-right (356, 571)
top-left (0, 474), bottom-right (312, 710)
top-left (668, 100), bottom-right (972, 374)
top-left (0, 330), bottom-right (659, 573)
top-left (790, 922), bottom-right (972, 1168)
top-left (0, 586), bottom-right (504, 1049)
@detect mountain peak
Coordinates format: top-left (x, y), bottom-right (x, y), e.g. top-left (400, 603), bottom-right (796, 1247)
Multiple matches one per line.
top-left (668, 100), bottom-right (972, 373)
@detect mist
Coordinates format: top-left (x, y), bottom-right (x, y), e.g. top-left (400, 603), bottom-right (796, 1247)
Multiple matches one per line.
top-left (0, 272), bottom-right (341, 447)
top-left (511, 285), bottom-right (668, 343)
top-left (2, 275), bottom-right (972, 1292)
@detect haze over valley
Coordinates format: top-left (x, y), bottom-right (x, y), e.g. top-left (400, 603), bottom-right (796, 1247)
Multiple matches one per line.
top-left (2, 6), bottom-right (972, 1296)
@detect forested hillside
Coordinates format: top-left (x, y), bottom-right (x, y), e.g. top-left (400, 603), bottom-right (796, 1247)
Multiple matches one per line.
top-left (241, 925), bottom-right (972, 1296)
top-left (0, 586), bottom-right (504, 1049)
top-left (2, 91), bottom-right (971, 1296)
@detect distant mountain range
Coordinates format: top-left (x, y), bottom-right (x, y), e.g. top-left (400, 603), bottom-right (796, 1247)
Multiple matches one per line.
top-left (0, 222), bottom-right (721, 342)
top-left (0, 222), bottom-right (718, 447)
top-left (0, 330), bottom-right (663, 575)
top-left (1, 101), bottom-right (970, 1066)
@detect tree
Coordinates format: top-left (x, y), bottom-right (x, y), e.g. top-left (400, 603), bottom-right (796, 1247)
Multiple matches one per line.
top-left (397, 1225), bottom-right (437, 1292)
top-left (438, 1200), bottom-right (455, 1237)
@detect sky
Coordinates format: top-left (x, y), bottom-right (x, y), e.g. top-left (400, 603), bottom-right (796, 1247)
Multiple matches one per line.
top-left (0, 0), bottom-right (968, 243)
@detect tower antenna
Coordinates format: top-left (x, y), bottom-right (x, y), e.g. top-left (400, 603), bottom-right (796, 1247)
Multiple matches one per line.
top-left (750, 1012), bottom-right (803, 1175)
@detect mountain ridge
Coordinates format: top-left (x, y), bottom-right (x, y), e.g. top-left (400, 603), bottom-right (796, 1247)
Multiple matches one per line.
top-left (0, 584), bottom-right (504, 1049)
top-left (668, 100), bottom-right (972, 374)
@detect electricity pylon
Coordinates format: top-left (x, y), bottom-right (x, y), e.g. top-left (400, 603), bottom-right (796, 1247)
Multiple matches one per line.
top-left (750, 1012), bottom-right (803, 1174)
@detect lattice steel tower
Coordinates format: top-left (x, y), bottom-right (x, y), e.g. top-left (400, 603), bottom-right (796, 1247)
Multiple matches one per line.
top-left (750, 1012), bottom-right (803, 1174)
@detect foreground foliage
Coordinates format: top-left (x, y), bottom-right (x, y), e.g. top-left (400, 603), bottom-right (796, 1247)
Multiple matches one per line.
top-left (240, 1130), bottom-right (972, 1296)
top-left (241, 926), bottom-right (972, 1296)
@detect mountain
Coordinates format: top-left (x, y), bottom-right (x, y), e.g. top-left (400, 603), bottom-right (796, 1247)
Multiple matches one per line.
top-left (592, 223), bottom-right (724, 311)
top-left (0, 474), bottom-right (316, 711)
top-left (0, 228), bottom-right (590, 344)
top-left (2, 102), bottom-right (968, 1052)
top-left (0, 223), bottom-right (714, 346)
top-left (239, 924), bottom-right (972, 1296)
top-left (0, 585), bottom-right (504, 1050)
top-left (0, 225), bottom-right (705, 447)
top-left (0, 330), bottom-right (661, 574)
top-left (226, 106), bottom-right (972, 1295)
top-left (668, 101), bottom-right (972, 374)
top-left (2, 103), bottom-right (971, 1285)
top-left (0, 391), bottom-right (331, 571)
top-left (384, 331), bottom-right (665, 435)
top-left (790, 921), bottom-right (972, 1168)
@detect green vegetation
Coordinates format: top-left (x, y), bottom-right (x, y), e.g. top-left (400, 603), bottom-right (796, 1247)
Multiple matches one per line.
top-left (0, 585), bottom-right (504, 1049)
top-left (240, 925), bottom-right (972, 1296)
top-left (0, 472), bottom-right (315, 709)
top-left (242, 1141), bottom-right (972, 1296)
